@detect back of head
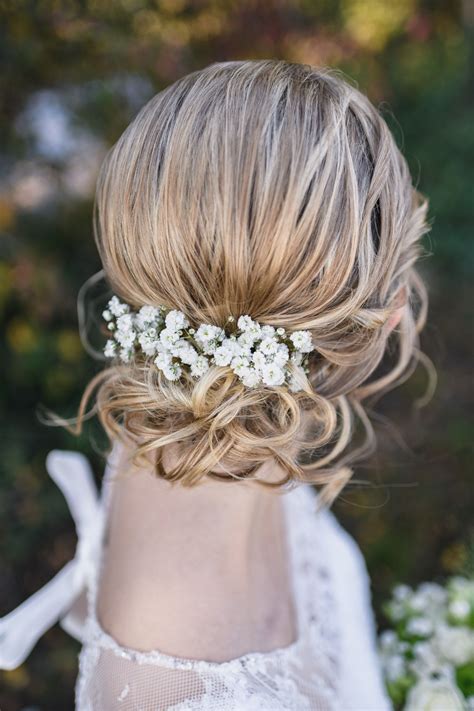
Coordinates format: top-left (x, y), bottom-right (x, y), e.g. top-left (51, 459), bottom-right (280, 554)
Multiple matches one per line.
top-left (81, 59), bottom-right (430, 504)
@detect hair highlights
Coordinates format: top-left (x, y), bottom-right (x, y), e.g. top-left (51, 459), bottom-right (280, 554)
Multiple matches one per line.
top-left (68, 60), bottom-right (432, 506)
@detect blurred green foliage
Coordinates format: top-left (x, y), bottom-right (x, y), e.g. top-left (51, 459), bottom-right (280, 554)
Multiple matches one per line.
top-left (0, 1), bottom-right (473, 708)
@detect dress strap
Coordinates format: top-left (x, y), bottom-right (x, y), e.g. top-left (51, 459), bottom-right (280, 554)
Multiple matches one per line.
top-left (0, 449), bottom-right (107, 670)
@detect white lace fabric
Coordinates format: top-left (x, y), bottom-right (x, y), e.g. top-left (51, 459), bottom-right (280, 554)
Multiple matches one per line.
top-left (0, 445), bottom-right (393, 710)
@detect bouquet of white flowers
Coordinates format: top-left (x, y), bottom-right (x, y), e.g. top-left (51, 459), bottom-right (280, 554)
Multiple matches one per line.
top-left (379, 576), bottom-right (474, 710)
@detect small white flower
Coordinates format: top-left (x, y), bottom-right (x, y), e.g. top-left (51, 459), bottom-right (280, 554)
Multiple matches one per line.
top-left (154, 350), bottom-right (173, 370)
top-left (406, 616), bottom-right (433, 637)
top-left (387, 599), bottom-right (407, 622)
top-left (289, 330), bottom-right (313, 353)
top-left (238, 331), bottom-right (259, 349)
top-left (384, 654), bottom-right (406, 682)
top-left (393, 584), bottom-right (413, 602)
top-left (173, 341), bottom-right (199, 365)
top-left (409, 591), bottom-right (431, 613)
top-left (252, 351), bottom-right (267, 370)
top-left (258, 336), bottom-right (279, 356)
top-left (195, 323), bottom-right (225, 343)
top-left (162, 362), bottom-right (182, 381)
top-left (138, 328), bottom-right (159, 356)
top-left (190, 355), bottom-right (210, 378)
top-left (434, 623), bottom-right (474, 666)
top-left (448, 598), bottom-right (470, 621)
top-left (136, 305), bottom-right (161, 329)
top-left (108, 296), bottom-right (129, 317)
top-left (405, 675), bottom-right (466, 711)
top-left (213, 345), bottom-right (236, 366)
top-left (119, 347), bottom-right (132, 363)
top-left (237, 315), bottom-right (257, 332)
top-left (116, 313), bottom-right (134, 332)
top-left (260, 325), bottom-right (276, 339)
top-left (261, 363), bottom-right (285, 386)
top-left (160, 327), bottom-right (180, 348)
top-left (240, 367), bottom-right (261, 388)
top-left (107, 322), bottom-right (115, 331)
top-left (273, 343), bottom-right (289, 366)
top-left (379, 630), bottom-right (398, 651)
top-left (276, 327), bottom-right (285, 336)
top-left (115, 314), bottom-right (136, 348)
top-left (165, 309), bottom-right (189, 332)
top-left (231, 355), bottom-right (251, 375)
top-left (102, 309), bottom-right (112, 322)
top-left (200, 338), bottom-right (221, 355)
top-left (104, 339), bottom-right (117, 358)
top-left (419, 582), bottom-right (447, 605)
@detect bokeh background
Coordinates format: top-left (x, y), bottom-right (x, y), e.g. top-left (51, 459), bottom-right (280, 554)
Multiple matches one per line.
top-left (0, 1), bottom-right (473, 708)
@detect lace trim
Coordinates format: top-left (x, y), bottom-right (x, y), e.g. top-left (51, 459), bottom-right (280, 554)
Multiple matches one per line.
top-left (80, 479), bottom-right (341, 691)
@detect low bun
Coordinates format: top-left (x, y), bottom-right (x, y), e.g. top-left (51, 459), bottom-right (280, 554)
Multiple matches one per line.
top-left (78, 352), bottom-right (347, 496)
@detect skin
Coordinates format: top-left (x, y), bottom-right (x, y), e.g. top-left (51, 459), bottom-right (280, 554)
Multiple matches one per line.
top-left (96, 303), bottom-right (404, 661)
top-left (96, 443), bottom-right (299, 661)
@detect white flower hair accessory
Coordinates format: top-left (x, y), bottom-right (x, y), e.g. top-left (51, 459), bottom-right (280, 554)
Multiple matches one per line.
top-left (102, 295), bottom-right (314, 392)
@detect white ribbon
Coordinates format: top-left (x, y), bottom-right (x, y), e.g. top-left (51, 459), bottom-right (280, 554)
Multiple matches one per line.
top-left (0, 450), bottom-right (104, 670)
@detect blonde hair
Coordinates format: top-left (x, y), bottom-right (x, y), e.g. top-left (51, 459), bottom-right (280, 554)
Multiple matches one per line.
top-left (73, 59), bottom-right (432, 505)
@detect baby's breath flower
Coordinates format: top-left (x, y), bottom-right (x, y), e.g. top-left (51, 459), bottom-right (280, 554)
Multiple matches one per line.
top-left (213, 345), bottom-right (235, 367)
top-left (290, 330), bottom-right (313, 353)
top-left (138, 328), bottom-right (159, 356)
top-left (258, 336), bottom-right (279, 356)
top-left (108, 296), bottom-right (129, 317)
top-left (102, 296), bottom-right (316, 388)
top-left (195, 324), bottom-right (225, 343)
top-left (116, 333), bottom-right (135, 349)
top-left (104, 340), bottom-right (116, 358)
top-left (252, 351), bottom-right (267, 370)
top-left (190, 355), bottom-right (209, 378)
top-left (162, 362), bottom-right (182, 381)
top-left (165, 309), bottom-right (189, 332)
top-left (154, 350), bottom-right (172, 370)
top-left (160, 327), bottom-right (180, 348)
top-left (231, 355), bottom-right (251, 375)
top-left (260, 324), bottom-right (276, 339)
top-left (261, 363), bottom-right (285, 386)
top-left (136, 305), bottom-right (161, 329)
top-left (274, 344), bottom-right (290, 366)
top-left (241, 367), bottom-right (261, 388)
top-left (173, 341), bottom-right (199, 365)
top-left (119, 347), bottom-right (132, 363)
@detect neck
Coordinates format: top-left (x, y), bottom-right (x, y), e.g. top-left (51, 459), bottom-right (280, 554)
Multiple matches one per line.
top-left (99, 440), bottom-right (298, 658)
top-left (111, 441), bottom-right (287, 577)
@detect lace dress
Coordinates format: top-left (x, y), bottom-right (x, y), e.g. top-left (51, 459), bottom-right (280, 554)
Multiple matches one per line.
top-left (0, 446), bottom-right (392, 710)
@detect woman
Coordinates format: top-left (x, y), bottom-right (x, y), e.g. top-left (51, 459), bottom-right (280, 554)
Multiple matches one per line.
top-left (0, 59), bottom-right (431, 709)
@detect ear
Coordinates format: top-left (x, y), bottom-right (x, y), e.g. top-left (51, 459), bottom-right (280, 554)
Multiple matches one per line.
top-left (386, 307), bottom-right (403, 333)
top-left (386, 287), bottom-right (407, 334)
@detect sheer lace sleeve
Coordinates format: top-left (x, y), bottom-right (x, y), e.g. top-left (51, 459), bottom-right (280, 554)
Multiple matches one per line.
top-left (317, 506), bottom-right (392, 710)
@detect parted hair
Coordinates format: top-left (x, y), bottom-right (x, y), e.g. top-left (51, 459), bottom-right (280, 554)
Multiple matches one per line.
top-left (74, 59), bottom-right (431, 505)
